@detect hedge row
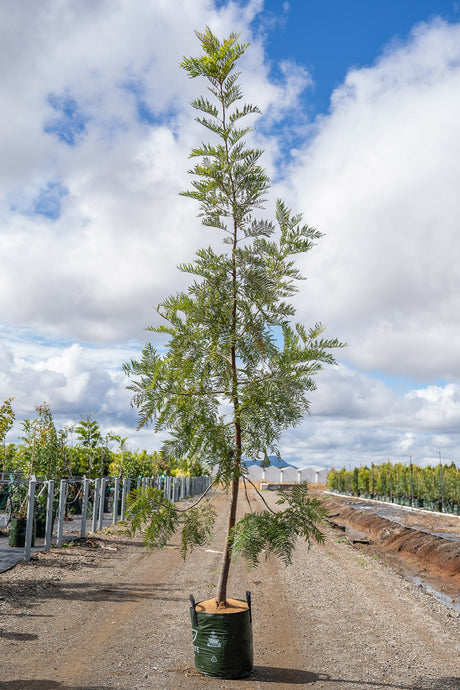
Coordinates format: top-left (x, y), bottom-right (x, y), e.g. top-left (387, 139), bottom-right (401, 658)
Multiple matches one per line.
top-left (327, 461), bottom-right (460, 513)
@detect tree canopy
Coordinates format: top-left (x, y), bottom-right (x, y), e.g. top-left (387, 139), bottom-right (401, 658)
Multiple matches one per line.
top-left (123, 28), bottom-right (345, 605)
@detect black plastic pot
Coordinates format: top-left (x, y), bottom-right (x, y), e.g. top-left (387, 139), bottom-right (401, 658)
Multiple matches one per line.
top-left (8, 517), bottom-right (35, 547)
top-left (0, 489), bottom-right (8, 510)
top-left (189, 593), bottom-right (253, 679)
top-left (111, 498), bottom-right (122, 518)
top-left (68, 497), bottom-right (82, 515)
top-left (35, 515), bottom-right (55, 538)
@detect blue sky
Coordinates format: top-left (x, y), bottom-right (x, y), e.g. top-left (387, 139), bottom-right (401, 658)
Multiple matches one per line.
top-left (1, 0), bottom-right (460, 469)
top-left (258, 1), bottom-right (460, 115)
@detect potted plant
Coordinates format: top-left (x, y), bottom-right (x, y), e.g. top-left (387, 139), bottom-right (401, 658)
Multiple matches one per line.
top-left (124, 28), bottom-right (344, 679)
top-left (34, 490), bottom-right (48, 537)
top-left (34, 483), bottom-right (59, 537)
top-left (8, 482), bottom-right (35, 548)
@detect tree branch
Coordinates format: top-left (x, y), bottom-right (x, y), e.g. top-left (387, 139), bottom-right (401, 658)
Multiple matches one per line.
top-left (173, 477), bottom-right (216, 512)
top-left (244, 475), bottom-right (277, 514)
top-left (243, 476), bottom-right (253, 513)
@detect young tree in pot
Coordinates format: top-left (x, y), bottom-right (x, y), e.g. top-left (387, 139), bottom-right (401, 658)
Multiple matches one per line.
top-left (75, 414), bottom-right (102, 478)
top-left (0, 398), bottom-right (15, 487)
top-left (123, 28), bottom-right (344, 679)
top-left (7, 482), bottom-right (33, 547)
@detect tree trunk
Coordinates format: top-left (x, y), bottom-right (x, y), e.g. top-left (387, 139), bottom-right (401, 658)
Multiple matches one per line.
top-left (215, 468), bottom-right (239, 606)
top-left (214, 81), bottom-right (242, 609)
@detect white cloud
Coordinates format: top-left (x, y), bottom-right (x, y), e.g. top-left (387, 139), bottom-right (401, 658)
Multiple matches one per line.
top-left (2, 336), bottom-right (460, 465)
top-left (404, 383), bottom-right (460, 432)
top-left (0, 0), bottom-right (303, 344)
top-left (281, 365), bottom-right (460, 468)
top-left (2, 5), bottom-right (460, 468)
top-left (1, 341), bottom-right (115, 415)
top-left (283, 19), bottom-right (460, 381)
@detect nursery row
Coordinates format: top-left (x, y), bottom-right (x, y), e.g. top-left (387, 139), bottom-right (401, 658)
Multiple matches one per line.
top-left (0, 444), bottom-right (202, 481)
top-left (327, 461), bottom-right (460, 513)
top-left (0, 401), bottom-right (205, 480)
top-left (1, 474), bottom-right (212, 560)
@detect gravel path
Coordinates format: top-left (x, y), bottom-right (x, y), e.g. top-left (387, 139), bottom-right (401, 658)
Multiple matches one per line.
top-left (1, 488), bottom-right (459, 689)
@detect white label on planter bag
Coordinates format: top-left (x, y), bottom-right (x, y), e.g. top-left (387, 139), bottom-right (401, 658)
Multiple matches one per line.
top-left (207, 632), bottom-right (221, 648)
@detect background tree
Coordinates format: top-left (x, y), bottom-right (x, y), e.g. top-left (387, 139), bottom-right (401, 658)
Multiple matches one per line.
top-left (17, 418), bottom-right (36, 477)
top-left (33, 403), bottom-right (64, 477)
top-left (124, 28), bottom-right (344, 607)
top-left (0, 397), bottom-right (15, 474)
top-left (0, 397), bottom-right (15, 445)
top-left (75, 414), bottom-right (102, 477)
top-left (357, 465), bottom-right (370, 495)
top-left (351, 466), bottom-right (360, 495)
top-left (108, 434), bottom-right (128, 477)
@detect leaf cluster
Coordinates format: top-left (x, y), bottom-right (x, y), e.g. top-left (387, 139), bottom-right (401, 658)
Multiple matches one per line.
top-left (123, 199), bottom-right (344, 480)
top-left (229, 483), bottom-right (326, 568)
top-left (180, 27), bottom-right (268, 235)
top-left (125, 487), bottom-right (216, 559)
top-left (0, 397), bottom-right (15, 443)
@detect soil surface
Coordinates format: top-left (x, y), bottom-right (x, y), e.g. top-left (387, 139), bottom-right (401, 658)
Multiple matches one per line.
top-left (321, 493), bottom-right (460, 607)
top-left (195, 597), bottom-right (249, 614)
top-left (0, 487), bottom-right (459, 689)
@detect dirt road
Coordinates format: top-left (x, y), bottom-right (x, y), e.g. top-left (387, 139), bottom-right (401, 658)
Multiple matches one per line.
top-left (1, 488), bottom-right (459, 689)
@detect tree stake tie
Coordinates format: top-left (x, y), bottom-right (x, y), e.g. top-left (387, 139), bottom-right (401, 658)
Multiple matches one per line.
top-left (189, 593), bottom-right (198, 626)
top-left (246, 590), bottom-right (252, 622)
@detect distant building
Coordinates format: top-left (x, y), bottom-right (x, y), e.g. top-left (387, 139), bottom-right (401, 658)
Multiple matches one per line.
top-left (245, 463), bottom-right (329, 484)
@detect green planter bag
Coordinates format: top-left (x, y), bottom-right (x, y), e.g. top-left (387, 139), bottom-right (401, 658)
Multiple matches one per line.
top-left (190, 593), bottom-right (253, 679)
top-left (8, 517), bottom-right (35, 548)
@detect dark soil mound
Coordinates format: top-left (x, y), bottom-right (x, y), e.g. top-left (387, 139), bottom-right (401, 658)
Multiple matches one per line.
top-left (322, 495), bottom-right (460, 585)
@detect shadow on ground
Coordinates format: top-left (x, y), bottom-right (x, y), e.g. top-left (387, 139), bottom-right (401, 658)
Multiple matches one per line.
top-left (0, 579), bottom-right (182, 611)
top-left (173, 666), bottom-right (460, 689)
top-left (246, 669), bottom-right (460, 689)
top-left (0, 683), bottom-right (114, 689)
top-left (2, 670), bottom-right (458, 689)
top-left (252, 666), bottom-right (460, 690)
top-left (0, 630), bottom-right (38, 641)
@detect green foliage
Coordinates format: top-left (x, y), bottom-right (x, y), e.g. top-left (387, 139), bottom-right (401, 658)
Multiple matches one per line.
top-left (124, 29), bottom-right (344, 483)
top-left (125, 487), bottom-right (216, 559)
top-left (7, 482), bottom-right (28, 518)
top-left (351, 466), bottom-right (359, 494)
top-left (74, 414), bottom-right (101, 476)
top-left (75, 414), bottom-right (102, 448)
top-left (0, 397), bottom-right (15, 444)
top-left (123, 28), bottom-right (344, 601)
top-left (0, 443), bottom-right (15, 473)
top-left (328, 460), bottom-right (460, 509)
top-left (0, 401), bottom-right (188, 479)
top-left (33, 403), bottom-right (64, 478)
top-left (275, 482), bottom-right (327, 545)
top-left (0, 437), bottom-right (187, 480)
top-left (107, 448), bottom-right (203, 479)
top-left (125, 487), bottom-right (179, 549)
top-left (230, 483), bottom-right (326, 568)
top-left (180, 502), bottom-right (216, 558)
top-left (8, 403), bottom-right (65, 478)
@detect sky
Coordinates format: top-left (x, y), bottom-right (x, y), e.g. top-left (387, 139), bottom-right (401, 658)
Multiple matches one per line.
top-left (1, 0), bottom-right (460, 469)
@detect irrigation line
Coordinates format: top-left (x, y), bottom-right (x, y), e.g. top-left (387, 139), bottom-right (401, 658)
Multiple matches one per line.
top-left (173, 477), bottom-right (215, 512)
top-left (244, 476), bottom-right (276, 515)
